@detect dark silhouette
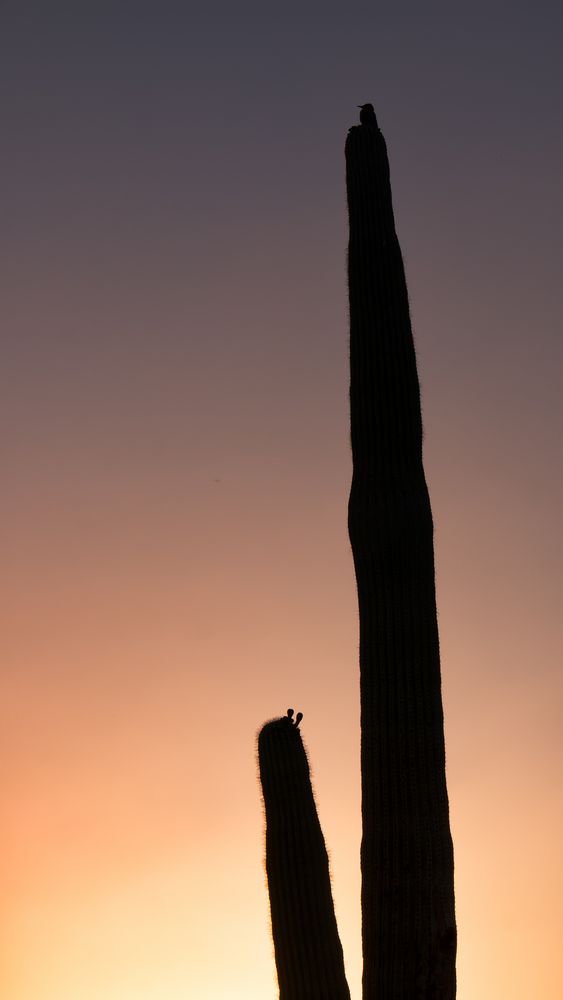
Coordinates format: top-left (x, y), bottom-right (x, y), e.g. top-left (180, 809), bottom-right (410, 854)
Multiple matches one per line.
top-left (285, 707), bottom-right (303, 728)
top-left (358, 103), bottom-right (378, 127)
top-left (258, 106), bottom-right (456, 999)
top-left (258, 713), bottom-right (350, 999)
top-left (347, 113), bottom-right (456, 997)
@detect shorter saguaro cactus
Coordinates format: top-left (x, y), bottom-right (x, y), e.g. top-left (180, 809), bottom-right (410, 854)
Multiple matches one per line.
top-left (258, 710), bottom-right (350, 1000)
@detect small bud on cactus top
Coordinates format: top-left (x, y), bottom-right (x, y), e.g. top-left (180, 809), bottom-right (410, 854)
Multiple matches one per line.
top-left (285, 708), bottom-right (303, 728)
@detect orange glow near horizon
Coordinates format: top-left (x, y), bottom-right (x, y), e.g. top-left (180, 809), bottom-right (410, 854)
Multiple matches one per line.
top-left (2, 5), bottom-right (562, 998)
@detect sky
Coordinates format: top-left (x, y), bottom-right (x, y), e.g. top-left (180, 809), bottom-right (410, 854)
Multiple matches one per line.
top-left (1, 2), bottom-right (562, 997)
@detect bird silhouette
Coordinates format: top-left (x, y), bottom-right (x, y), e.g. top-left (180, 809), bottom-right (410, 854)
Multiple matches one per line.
top-left (358, 103), bottom-right (378, 127)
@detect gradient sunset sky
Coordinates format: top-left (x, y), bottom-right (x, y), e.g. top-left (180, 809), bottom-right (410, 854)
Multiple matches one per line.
top-left (2, 3), bottom-right (562, 998)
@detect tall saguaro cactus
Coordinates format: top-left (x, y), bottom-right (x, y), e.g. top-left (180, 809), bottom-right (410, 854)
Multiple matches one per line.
top-left (346, 110), bottom-right (456, 1000)
top-left (258, 107), bottom-right (456, 999)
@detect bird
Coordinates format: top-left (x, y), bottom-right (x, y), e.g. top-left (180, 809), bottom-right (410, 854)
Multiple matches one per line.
top-left (358, 103), bottom-right (378, 127)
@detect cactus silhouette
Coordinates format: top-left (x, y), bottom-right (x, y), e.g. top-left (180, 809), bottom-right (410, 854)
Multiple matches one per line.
top-left (258, 711), bottom-right (351, 999)
top-left (346, 115), bottom-right (456, 998)
top-left (259, 109), bottom-right (456, 998)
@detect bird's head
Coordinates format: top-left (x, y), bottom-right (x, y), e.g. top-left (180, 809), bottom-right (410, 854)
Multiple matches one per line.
top-left (358, 103), bottom-right (375, 112)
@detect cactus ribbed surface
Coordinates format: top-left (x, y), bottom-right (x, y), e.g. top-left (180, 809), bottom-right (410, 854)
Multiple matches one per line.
top-left (258, 714), bottom-right (350, 1000)
top-left (346, 121), bottom-right (456, 997)
top-left (258, 108), bottom-right (457, 1000)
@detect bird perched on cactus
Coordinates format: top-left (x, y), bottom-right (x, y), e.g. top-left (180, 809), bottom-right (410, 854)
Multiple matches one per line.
top-left (357, 102), bottom-right (378, 127)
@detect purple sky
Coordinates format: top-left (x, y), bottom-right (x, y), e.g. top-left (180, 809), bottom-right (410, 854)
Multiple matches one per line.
top-left (2, 4), bottom-right (562, 997)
